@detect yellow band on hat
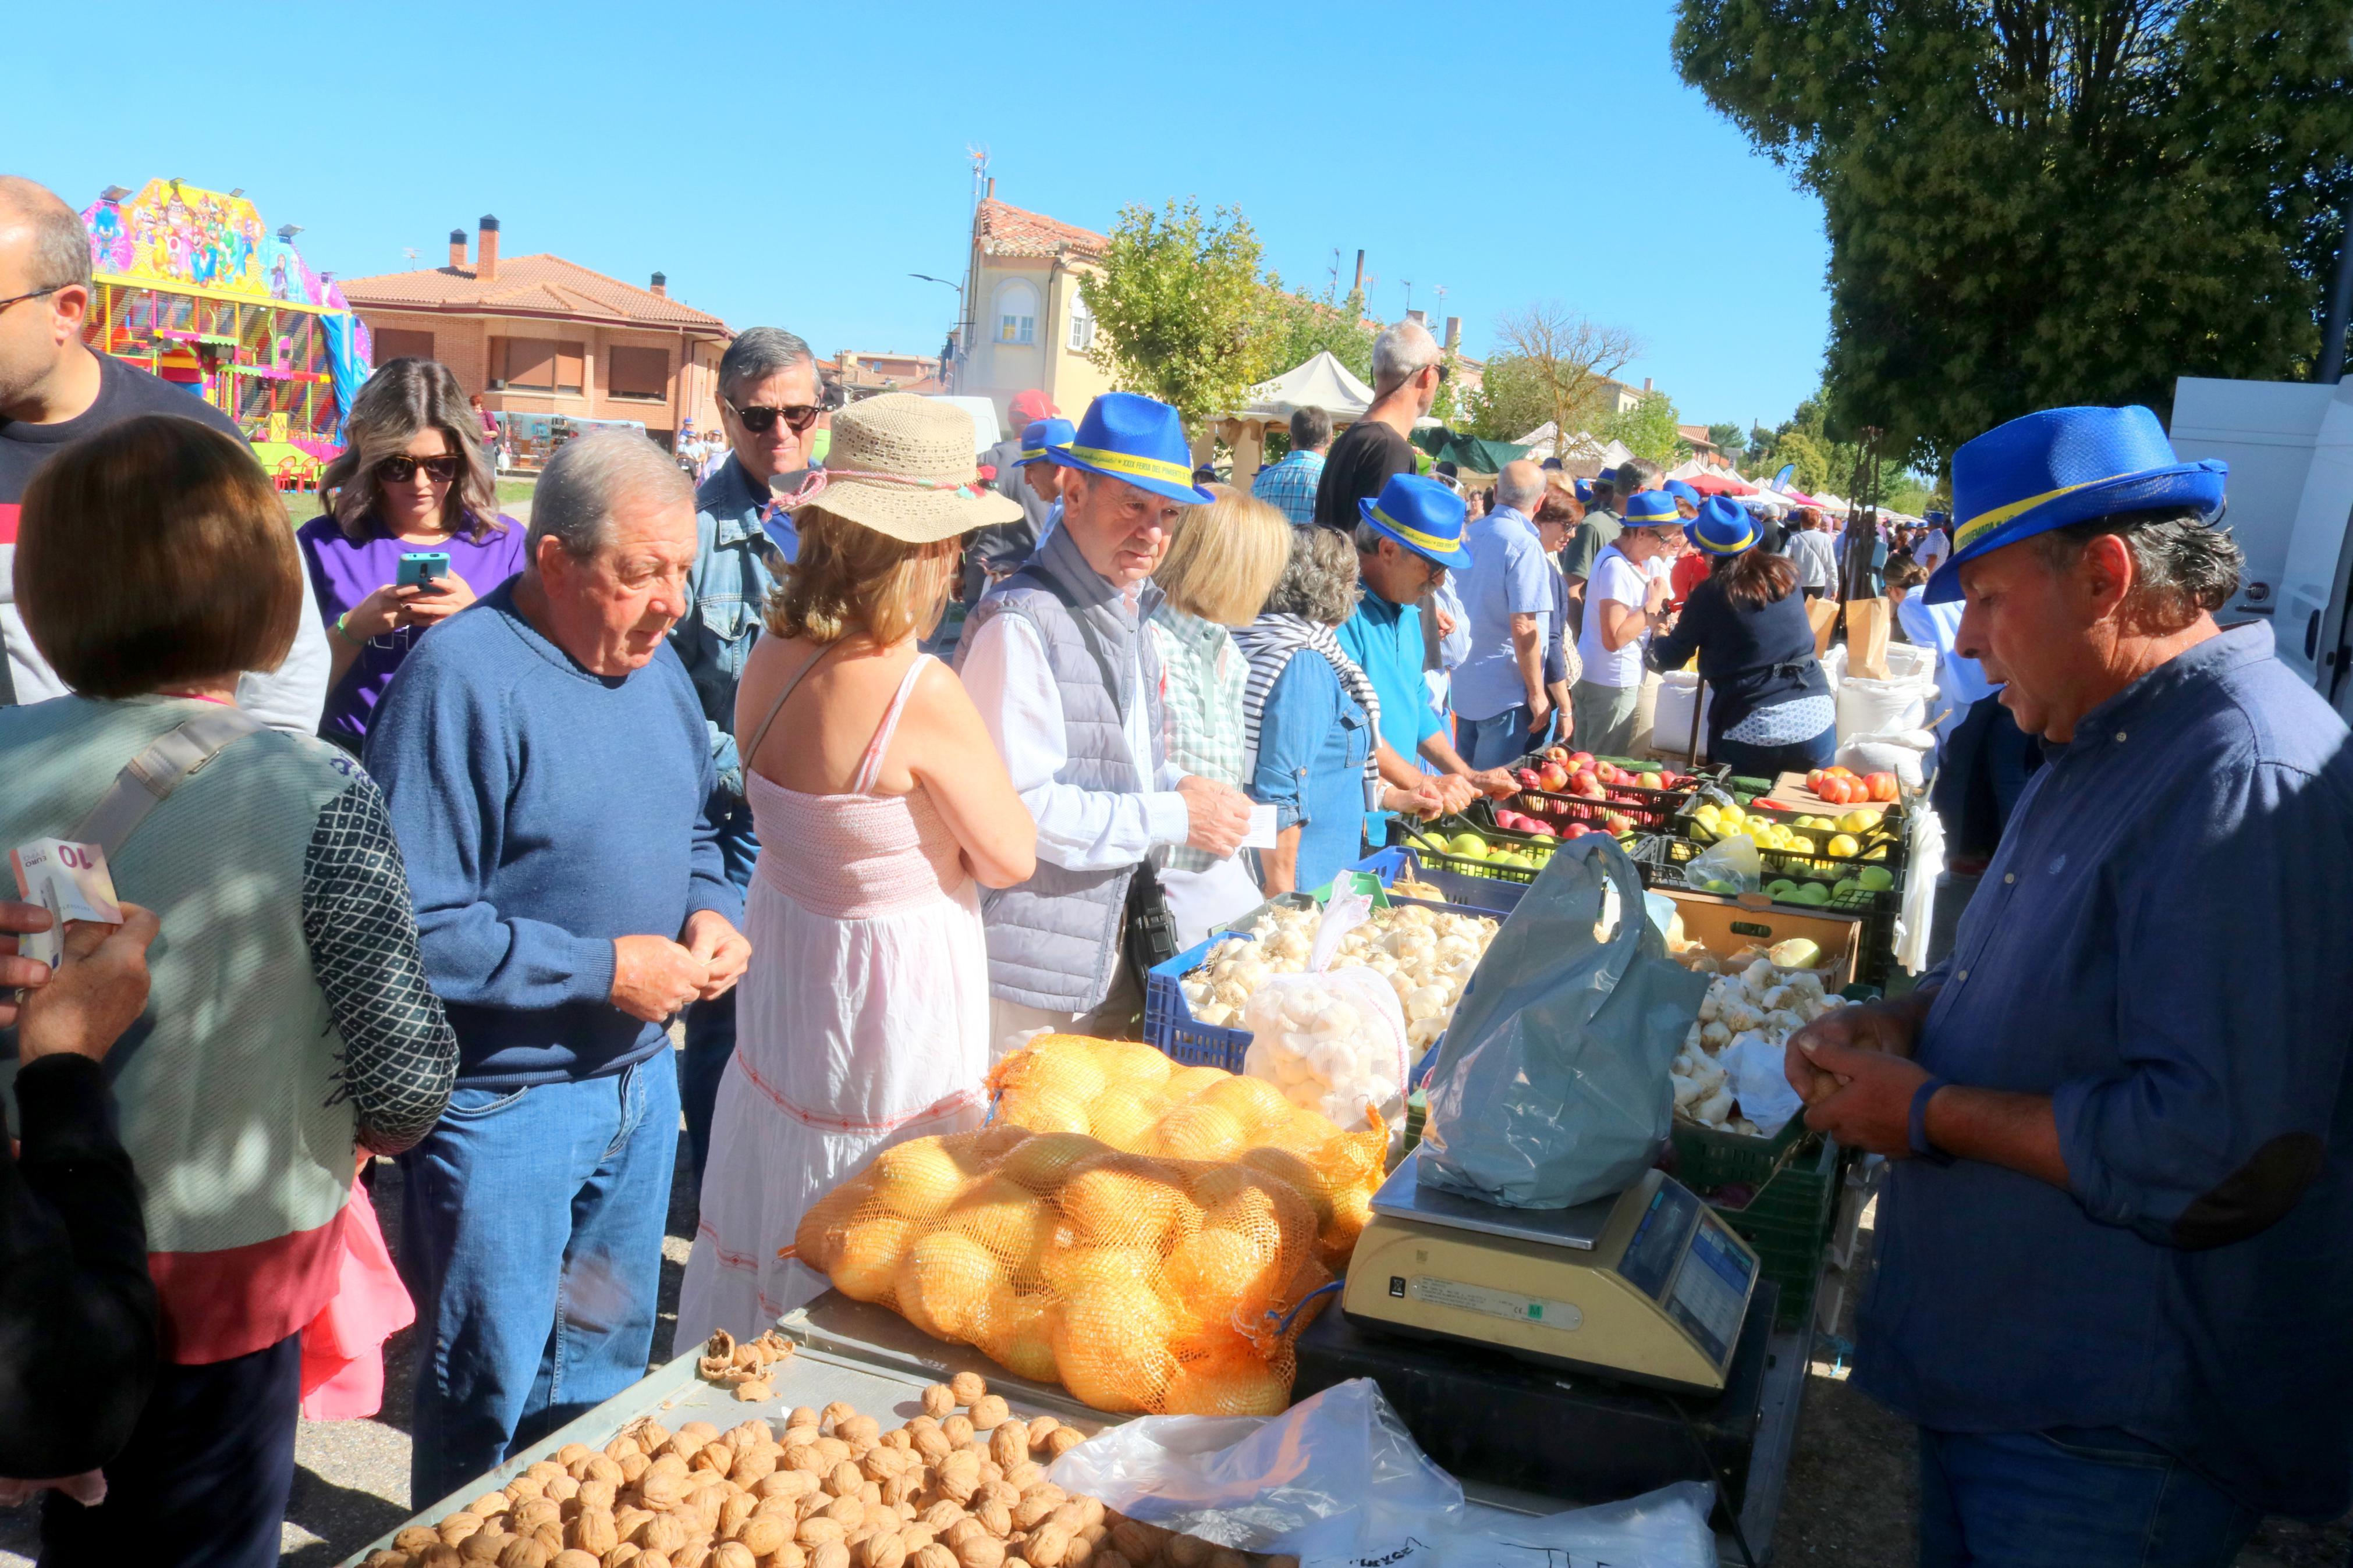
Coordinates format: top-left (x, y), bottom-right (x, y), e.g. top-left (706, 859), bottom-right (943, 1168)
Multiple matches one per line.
top-left (1019, 447), bottom-right (1046, 460)
top-left (1369, 504), bottom-right (1459, 558)
top-left (1954, 473), bottom-right (2135, 554)
top-left (1067, 443), bottom-right (1195, 488)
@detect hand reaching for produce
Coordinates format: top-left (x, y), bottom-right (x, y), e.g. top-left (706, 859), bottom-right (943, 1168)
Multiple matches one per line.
top-left (1426, 772), bottom-right (1478, 815)
top-left (1176, 774), bottom-right (1252, 859)
top-left (1383, 780), bottom-right (1446, 821)
top-left (1467, 767), bottom-right (1517, 799)
top-left (1797, 1033), bottom-right (1932, 1158)
top-left (1782, 991), bottom-right (1930, 1107)
top-left (611, 933), bottom-right (708, 1022)
top-left (682, 909), bottom-right (753, 1001)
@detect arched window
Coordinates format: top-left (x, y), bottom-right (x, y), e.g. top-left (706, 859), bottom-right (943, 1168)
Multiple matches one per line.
top-left (994, 279), bottom-right (1038, 346)
top-left (1067, 286), bottom-right (1096, 352)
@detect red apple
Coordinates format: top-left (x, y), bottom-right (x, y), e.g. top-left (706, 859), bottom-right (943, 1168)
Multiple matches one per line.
top-left (1543, 745), bottom-right (1570, 763)
top-left (1538, 762), bottom-right (1570, 791)
top-left (1569, 752), bottom-right (1593, 770)
top-left (1514, 767), bottom-right (1540, 788)
top-left (1637, 771), bottom-right (1664, 790)
top-left (1528, 820), bottom-right (1556, 837)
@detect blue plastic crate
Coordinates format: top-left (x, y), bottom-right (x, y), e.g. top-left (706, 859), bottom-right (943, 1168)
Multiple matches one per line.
top-left (1357, 843), bottom-right (1528, 913)
top-left (1142, 854), bottom-right (1512, 1071)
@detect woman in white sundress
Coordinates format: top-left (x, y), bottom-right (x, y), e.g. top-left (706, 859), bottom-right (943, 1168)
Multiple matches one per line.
top-left (677, 395), bottom-right (1037, 1343)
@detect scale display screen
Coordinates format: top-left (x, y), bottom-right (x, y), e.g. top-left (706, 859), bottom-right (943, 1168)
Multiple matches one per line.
top-left (1665, 1214), bottom-right (1755, 1367)
top-left (1619, 1181), bottom-right (1697, 1303)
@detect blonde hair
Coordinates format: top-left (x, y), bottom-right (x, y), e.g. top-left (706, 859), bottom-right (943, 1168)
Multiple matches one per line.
top-left (766, 506), bottom-right (960, 645)
top-left (1154, 486), bottom-right (1293, 627)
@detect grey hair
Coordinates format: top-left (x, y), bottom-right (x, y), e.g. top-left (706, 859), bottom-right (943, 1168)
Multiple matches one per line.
top-left (1616, 457), bottom-right (1662, 495)
top-left (320, 357), bottom-right (502, 543)
top-left (2035, 504), bottom-right (2242, 621)
top-left (0, 176), bottom-right (93, 291)
top-left (1369, 320), bottom-right (1440, 393)
top-left (1289, 405), bottom-right (1333, 450)
top-left (1353, 520), bottom-right (1389, 555)
top-left (718, 325), bottom-right (817, 406)
top-left (1263, 522), bottom-right (1360, 626)
top-left (1496, 460), bottom-right (1547, 511)
top-left (527, 427), bottom-right (694, 564)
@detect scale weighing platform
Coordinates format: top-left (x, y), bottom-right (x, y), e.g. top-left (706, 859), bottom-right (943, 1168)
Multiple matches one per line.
top-left (1341, 1151), bottom-right (1762, 1394)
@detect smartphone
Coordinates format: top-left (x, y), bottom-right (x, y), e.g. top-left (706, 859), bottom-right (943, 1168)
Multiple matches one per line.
top-left (397, 550), bottom-right (452, 589)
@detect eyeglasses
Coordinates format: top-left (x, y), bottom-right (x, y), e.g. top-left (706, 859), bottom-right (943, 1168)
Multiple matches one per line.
top-left (0, 284), bottom-right (66, 314)
top-left (377, 454), bottom-right (465, 483)
top-left (727, 400), bottom-right (821, 435)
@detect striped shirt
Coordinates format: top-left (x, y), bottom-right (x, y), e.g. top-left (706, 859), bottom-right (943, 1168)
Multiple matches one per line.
top-left (1145, 603), bottom-right (1250, 872)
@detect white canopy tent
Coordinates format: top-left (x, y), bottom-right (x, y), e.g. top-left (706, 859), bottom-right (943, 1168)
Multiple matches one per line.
top-left (1513, 424), bottom-right (1630, 469)
top-left (1214, 351), bottom-right (1378, 481)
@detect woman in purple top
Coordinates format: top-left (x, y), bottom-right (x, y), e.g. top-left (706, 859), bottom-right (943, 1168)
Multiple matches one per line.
top-left (298, 359), bottom-right (526, 752)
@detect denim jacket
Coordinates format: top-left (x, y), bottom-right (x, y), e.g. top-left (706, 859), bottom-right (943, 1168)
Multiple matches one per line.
top-left (672, 454), bottom-right (794, 798)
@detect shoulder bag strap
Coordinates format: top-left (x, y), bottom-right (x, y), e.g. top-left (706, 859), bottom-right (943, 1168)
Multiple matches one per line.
top-left (69, 707), bottom-right (266, 856)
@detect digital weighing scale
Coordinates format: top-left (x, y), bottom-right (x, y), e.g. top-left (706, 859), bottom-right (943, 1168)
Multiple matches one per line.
top-left (1341, 1150), bottom-right (1762, 1395)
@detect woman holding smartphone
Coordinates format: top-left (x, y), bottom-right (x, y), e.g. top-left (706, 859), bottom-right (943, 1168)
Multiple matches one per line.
top-left (296, 358), bottom-right (526, 754)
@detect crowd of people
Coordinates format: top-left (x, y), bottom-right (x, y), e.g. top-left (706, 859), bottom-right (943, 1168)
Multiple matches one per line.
top-left (6, 166), bottom-right (2353, 1568)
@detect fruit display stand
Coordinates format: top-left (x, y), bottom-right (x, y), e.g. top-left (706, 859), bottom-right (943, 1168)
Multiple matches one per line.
top-left (1498, 751), bottom-right (1718, 837)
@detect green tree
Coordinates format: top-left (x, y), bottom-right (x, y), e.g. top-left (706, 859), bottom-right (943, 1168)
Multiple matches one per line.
top-left (1673, 0), bottom-right (2353, 470)
top-left (1465, 355), bottom-right (1555, 442)
top-left (1083, 198), bottom-right (1270, 425)
top-left (1601, 391), bottom-right (1690, 467)
top-left (1705, 421), bottom-right (1745, 455)
top-left (1255, 285), bottom-right (1378, 386)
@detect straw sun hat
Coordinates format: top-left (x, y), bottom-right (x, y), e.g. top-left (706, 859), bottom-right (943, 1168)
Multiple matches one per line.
top-left (780, 392), bottom-right (1021, 542)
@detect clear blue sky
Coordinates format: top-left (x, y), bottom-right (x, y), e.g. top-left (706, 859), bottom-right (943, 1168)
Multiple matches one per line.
top-left (5, 0), bottom-right (1830, 434)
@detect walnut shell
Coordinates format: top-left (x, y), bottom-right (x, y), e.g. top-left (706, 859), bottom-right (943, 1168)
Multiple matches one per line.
top-left (766, 1546), bottom-right (808, 1568)
top-left (975, 1481), bottom-right (1020, 1512)
top-left (812, 1543), bottom-right (852, 1568)
top-left (459, 1530), bottom-right (511, 1562)
top-left (1000, 1463), bottom-right (1044, 1492)
top-left (822, 1402), bottom-right (858, 1430)
top-left (640, 1471), bottom-right (688, 1509)
top-left (621, 1453), bottom-right (653, 1485)
top-left (714, 1545), bottom-right (760, 1568)
top-left (676, 1544), bottom-right (715, 1568)
top-left (937, 1453), bottom-right (982, 1505)
top-left (570, 1511), bottom-right (622, 1556)
top-left (973, 1501), bottom-right (1012, 1539)
top-left (985, 1424), bottom-right (1026, 1470)
top-left (1165, 1538), bottom-right (1210, 1568)
top-left (677, 1421), bottom-right (721, 1446)
top-left (947, 1373), bottom-right (987, 1406)
top-left (1011, 1496), bottom-right (1061, 1533)
top-left (516, 1499), bottom-right (565, 1534)
top-left (501, 1539), bottom-right (554, 1568)
top-left (798, 1518), bottom-right (850, 1548)
top-left (956, 1538), bottom-right (1005, 1568)
top-left (719, 1493), bottom-right (760, 1535)
top-left (918, 1501), bottom-right (965, 1533)
top-left (840, 1415), bottom-right (882, 1450)
top-left (920, 1385), bottom-right (956, 1418)
top-left (1020, 1418), bottom-right (1059, 1451)
top-left (637, 1515), bottom-right (688, 1553)
top-left (736, 1517), bottom-right (792, 1556)
top-left (911, 1428), bottom-right (953, 1464)
top-left (1023, 1527), bottom-right (1073, 1568)
top-left (365, 1552), bottom-right (409, 1568)
top-left (882, 1430), bottom-right (914, 1452)
top-left (578, 1480), bottom-right (620, 1514)
top-left (815, 1438), bottom-right (854, 1467)
top-left (914, 1546), bottom-right (957, 1568)
top-left (420, 1549), bottom-right (466, 1568)
top-left (966, 1398), bottom-right (1009, 1432)
top-left (609, 1435), bottom-right (647, 1462)
top-left (939, 1416), bottom-right (975, 1448)
top-left (736, 1382), bottom-right (776, 1403)
top-left (442, 1513), bottom-right (489, 1546)
top-left (695, 1443), bottom-right (737, 1475)
top-left (1041, 1431), bottom-right (1085, 1460)
top-left (759, 1470), bottom-right (816, 1500)
top-left (1061, 1539), bottom-right (1093, 1568)
top-left (858, 1530), bottom-right (908, 1568)
top-left (634, 1553), bottom-right (671, 1568)
top-left (552, 1554), bottom-right (605, 1568)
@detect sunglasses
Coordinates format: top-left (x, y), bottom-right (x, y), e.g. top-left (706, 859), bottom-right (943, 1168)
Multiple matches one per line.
top-left (727, 400), bottom-right (821, 435)
top-left (377, 454), bottom-right (465, 483)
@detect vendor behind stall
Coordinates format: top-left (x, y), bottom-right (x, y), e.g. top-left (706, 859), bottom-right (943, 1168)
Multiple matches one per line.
top-left (1785, 404), bottom-right (2353, 1565)
top-left (1646, 497), bottom-right (1834, 775)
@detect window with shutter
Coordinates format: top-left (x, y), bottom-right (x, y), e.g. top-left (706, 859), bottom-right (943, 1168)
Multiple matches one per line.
top-left (555, 342), bottom-right (585, 394)
top-left (609, 346), bottom-right (669, 400)
top-left (495, 337), bottom-right (557, 390)
top-left (373, 328), bottom-right (435, 364)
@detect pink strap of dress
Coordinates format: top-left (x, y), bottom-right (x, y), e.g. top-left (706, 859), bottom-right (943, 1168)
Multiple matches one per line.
top-left (851, 655), bottom-right (932, 795)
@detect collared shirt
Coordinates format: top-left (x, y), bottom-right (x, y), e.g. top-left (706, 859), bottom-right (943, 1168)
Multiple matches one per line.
top-left (958, 591), bottom-right (1190, 873)
top-left (1854, 625), bottom-right (2353, 1517)
top-left (1453, 506), bottom-right (1553, 721)
top-left (1917, 530), bottom-right (1952, 573)
top-left (1146, 603), bottom-right (1250, 874)
top-left (1250, 449), bottom-right (1327, 527)
top-left (673, 453), bottom-right (795, 794)
top-left (1339, 587), bottom-right (1446, 838)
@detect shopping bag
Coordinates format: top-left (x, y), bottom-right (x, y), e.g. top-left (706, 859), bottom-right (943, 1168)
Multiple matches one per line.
top-left (1805, 595), bottom-right (1840, 656)
top-left (1847, 596), bottom-right (1893, 680)
top-left (1415, 835), bottom-right (1710, 1208)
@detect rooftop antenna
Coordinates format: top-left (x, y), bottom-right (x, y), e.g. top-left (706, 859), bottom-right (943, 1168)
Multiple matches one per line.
top-left (1328, 247), bottom-right (1341, 300)
top-left (967, 144), bottom-right (991, 217)
top-left (402, 247), bottom-right (419, 269)
top-left (1401, 279), bottom-right (1414, 315)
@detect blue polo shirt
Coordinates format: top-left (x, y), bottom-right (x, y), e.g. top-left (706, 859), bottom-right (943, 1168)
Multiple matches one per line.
top-left (1453, 506), bottom-right (1552, 721)
top-left (1854, 625), bottom-right (2353, 1517)
top-left (1339, 588), bottom-right (1445, 837)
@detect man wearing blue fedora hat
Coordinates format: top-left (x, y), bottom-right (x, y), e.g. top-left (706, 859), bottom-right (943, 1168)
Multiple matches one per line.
top-left (1787, 404), bottom-right (2353, 1558)
top-left (960, 392), bottom-right (1254, 1054)
top-left (1338, 473), bottom-right (1513, 824)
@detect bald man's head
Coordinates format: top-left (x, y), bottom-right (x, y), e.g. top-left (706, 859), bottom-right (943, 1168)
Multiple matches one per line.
top-left (0, 177), bottom-right (93, 296)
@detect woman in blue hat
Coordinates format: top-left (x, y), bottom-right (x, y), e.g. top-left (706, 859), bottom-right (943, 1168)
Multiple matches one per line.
top-left (1648, 496), bottom-right (1835, 773)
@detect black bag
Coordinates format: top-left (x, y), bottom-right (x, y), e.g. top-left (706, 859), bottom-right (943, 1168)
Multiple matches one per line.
top-left (1122, 852), bottom-right (1182, 980)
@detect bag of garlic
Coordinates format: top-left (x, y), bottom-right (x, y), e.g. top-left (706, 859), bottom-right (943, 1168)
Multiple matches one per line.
top-left (1418, 835), bottom-right (1712, 1209)
top-left (1239, 884), bottom-right (1412, 1156)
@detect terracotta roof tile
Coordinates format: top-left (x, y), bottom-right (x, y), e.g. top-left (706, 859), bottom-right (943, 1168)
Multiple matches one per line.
top-left (974, 198), bottom-right (1108, 260)
top-left (337, 253), bottom-right (730, 332)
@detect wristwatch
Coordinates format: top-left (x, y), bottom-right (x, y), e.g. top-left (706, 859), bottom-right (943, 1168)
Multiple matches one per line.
top-left (1908, 1076), bottom-right (1955, 1166)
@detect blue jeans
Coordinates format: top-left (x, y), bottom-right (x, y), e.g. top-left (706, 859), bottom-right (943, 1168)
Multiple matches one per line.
top-left (1917, 1427), bottom-right (2259, 1568)
top-left (41, 1335), bottom-right (300, 1568)
top-left (398, 1050), bottom-right (680, 1506)
top-left (1713, 725), bottom-right (1837, 778)
top-left (1458, 705), bottom-right (1536, 770)
top-left (681, 790), bottom-right (759, 1183)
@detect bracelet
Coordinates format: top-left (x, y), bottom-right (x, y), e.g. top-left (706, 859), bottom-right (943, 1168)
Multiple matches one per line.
top-left (332, 612), bottom-right (364, 647)
top-left (1908, 1075), bottom-right (1955, 1166)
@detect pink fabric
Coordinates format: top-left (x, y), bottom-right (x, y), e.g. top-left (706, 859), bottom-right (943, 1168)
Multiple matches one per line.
top-left (296, 1179), bottom-right (413, 1421)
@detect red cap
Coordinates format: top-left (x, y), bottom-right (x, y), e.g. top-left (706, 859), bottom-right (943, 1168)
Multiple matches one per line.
top-left (1007, 389), bottom-right (1057, 427)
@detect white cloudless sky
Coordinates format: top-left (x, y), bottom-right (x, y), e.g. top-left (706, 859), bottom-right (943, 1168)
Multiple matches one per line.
top-left (4, 0), bottom-right (1832, 432)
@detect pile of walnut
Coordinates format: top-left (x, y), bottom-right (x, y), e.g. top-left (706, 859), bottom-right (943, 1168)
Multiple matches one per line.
top-left (361, 1370), bottom-right (1293, 1568)
top-left (698, 1329), bottom-right (798, 1402)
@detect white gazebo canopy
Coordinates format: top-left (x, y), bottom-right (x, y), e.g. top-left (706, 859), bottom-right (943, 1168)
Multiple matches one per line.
top-left (1237, 350), bottom-right (1374, 423)
top-left (1511, 424), bottom-right (1629, 467)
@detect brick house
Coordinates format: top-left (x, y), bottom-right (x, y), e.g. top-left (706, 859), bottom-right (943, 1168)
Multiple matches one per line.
top-left (337, 216), bottom-right (732, 457)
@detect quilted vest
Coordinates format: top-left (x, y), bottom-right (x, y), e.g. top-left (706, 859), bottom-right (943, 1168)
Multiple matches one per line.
top-left (959, 565), bottom-right (1168, 1012)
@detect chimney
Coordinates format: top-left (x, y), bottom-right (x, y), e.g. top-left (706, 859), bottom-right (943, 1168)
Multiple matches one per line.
top-left (1405, 308), bottom-right (1428, 328)
top-left (477, 215), bottom-right (500, 283)
top-left (1351, 249), bottom-right (1365, 296)
top-left (1642, 376), bottom-right (1654, 393)
top-left (1443, 316), bottom-right (1461, 352)
top-left (650, 271), bottom-right (667, 298)
top-left (986, 177), bottom-right (996, 201)
top-left (448, 229), bottom-right (467, 269)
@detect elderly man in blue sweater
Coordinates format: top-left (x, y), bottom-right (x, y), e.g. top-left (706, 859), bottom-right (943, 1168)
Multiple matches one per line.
top-left (368, 428), bottom-right (749, 1505)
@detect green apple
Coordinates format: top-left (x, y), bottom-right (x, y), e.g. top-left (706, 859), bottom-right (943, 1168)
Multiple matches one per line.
top-left (1858, 865), bottom-right (1895, 891)
top-left (1792, 883), bottom-right (1832, 906)
top-left (1765, 879), bottom-right (1798, 899)
top-left (1447, 833), bottom-right (1488, 859)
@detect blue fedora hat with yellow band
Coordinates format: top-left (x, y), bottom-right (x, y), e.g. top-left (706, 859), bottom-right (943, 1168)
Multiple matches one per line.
top-left (1358, 472), bottom-right (1472, 569)
top-left (1685, 495), bottom-right (1759, 556)
top-left (1016, 417), bottom-right (1075, 466)
top-left (1623, 489), bottom-right (1681, 528)
top-left (1926, 404), bottom-right (2227, 604)
top-left (1046, 392), bottom-right (1215, 504)
top-left (1662, 479), bottom-right (1701, 511)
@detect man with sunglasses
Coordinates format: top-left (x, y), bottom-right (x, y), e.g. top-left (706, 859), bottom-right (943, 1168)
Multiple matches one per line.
top-left (0, 176), bottom-right (330, 733)
top-left (1311, 319), bottom-right (1446, 532)
top-left (671, 325), bottom-right (822, 1181)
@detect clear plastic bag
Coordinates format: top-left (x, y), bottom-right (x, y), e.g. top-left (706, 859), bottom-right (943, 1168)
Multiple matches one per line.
top-left (1306, 1484), bottom-right (1718, 1568)
top-left (1685, 833), bottom-right (1762, 895)
top-left (1241, 886), bottom-right (1411, 1148)
top-left (1417, 837), bottom-right (1712, 1209)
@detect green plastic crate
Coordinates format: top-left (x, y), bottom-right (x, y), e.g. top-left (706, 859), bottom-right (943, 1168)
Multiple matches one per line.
top-left (1671, 1121), bottom-right (1840, 1329)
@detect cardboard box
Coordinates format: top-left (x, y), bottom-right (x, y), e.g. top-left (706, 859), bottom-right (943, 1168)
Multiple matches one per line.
top-left (1657, 887), bottom-right (1864, 989)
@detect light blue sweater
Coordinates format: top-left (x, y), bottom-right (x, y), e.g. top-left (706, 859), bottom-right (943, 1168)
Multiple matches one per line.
top-left (365, 581), bottom-right (738, 1086)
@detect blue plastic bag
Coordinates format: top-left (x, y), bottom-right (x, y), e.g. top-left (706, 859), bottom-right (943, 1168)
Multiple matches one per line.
top-left (1417, 835), bottom-right (1709, 1208)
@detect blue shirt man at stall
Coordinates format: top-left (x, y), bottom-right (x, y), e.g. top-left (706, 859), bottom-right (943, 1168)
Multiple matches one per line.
top-left (1784, 404), bottom-right (2353, 1567)
top-left (1337, 473), bottom-right (1514, 838)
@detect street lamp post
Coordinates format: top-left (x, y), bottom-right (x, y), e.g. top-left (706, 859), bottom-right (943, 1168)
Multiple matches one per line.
top-left (911, 273), bottom-right (967, 392)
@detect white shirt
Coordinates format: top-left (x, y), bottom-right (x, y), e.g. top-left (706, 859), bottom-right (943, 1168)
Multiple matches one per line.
top-left (1917, 531), bottom-right (1951, 573)
top-left (958, 607), bottom-right (1190, 872)
top-left (1575, 546), bottom-right (1649, 689)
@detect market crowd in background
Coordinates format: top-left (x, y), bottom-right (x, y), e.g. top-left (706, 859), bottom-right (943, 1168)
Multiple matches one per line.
top-left (5, 163), bottom-right (2353, 1568)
